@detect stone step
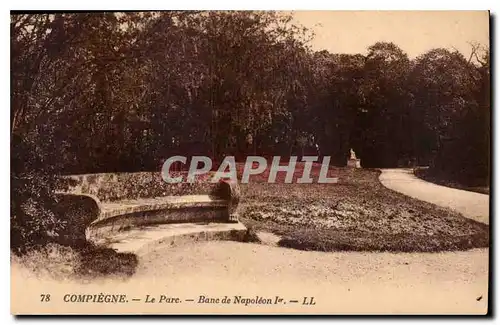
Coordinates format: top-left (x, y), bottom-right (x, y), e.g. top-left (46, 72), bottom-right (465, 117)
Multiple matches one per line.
top-left (92, 222), bottom-right (248, 254)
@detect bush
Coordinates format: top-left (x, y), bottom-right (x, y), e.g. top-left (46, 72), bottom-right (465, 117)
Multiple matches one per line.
top-left (11, 135), bottom-right (73, 253)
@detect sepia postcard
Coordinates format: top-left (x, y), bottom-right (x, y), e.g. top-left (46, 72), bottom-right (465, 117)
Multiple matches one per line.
top-left (10, 10), bottom-right (490, 315)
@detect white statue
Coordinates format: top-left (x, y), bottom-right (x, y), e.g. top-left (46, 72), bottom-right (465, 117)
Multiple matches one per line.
top-left (350, 148), bottom-right (357, 160)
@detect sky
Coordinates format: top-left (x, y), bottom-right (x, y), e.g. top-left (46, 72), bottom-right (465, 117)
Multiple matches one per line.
top-left (292, 11), bottom-right (489, 59)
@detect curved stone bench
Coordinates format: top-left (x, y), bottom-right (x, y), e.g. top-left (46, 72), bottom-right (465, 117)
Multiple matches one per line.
top-left (56, 175), bottom-right (245, 253)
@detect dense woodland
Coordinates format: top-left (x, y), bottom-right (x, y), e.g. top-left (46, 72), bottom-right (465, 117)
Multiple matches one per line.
top-left (11, 12), bottom-right (490, 249)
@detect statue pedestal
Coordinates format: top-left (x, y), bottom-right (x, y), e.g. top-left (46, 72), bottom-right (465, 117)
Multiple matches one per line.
top-left (347, 159), bottom-right (361, 168)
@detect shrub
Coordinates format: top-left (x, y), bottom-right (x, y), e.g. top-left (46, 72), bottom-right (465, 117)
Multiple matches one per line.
top-left (11, 135), bottom-right (72, 253)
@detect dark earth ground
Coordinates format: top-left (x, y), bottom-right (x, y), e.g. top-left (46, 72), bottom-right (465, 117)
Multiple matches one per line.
top-left (414, 167), bottom-right (490, 195)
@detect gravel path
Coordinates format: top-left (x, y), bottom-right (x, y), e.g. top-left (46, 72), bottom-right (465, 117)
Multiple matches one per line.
top-left (11, 242), bottom-right (488, 315)
top-left (132, 241), bottom-right (488, 314)
top-left (379, 169), bottom-right (489, 224)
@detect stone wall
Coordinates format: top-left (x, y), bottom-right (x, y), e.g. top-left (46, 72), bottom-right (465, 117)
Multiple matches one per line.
top-left (58, 171), bottom-right (217, 202)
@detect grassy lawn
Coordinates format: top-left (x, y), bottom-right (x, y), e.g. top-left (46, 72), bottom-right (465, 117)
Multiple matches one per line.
top-left (239, 166), bottom-right (489, 252)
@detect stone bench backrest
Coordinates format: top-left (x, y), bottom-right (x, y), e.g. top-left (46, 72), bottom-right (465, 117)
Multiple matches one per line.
top-left (58, 171), bottom-right (216, 202)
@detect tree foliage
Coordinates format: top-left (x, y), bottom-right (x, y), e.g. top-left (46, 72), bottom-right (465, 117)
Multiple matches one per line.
top-left (11, 12), bottom-right (490, 249)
